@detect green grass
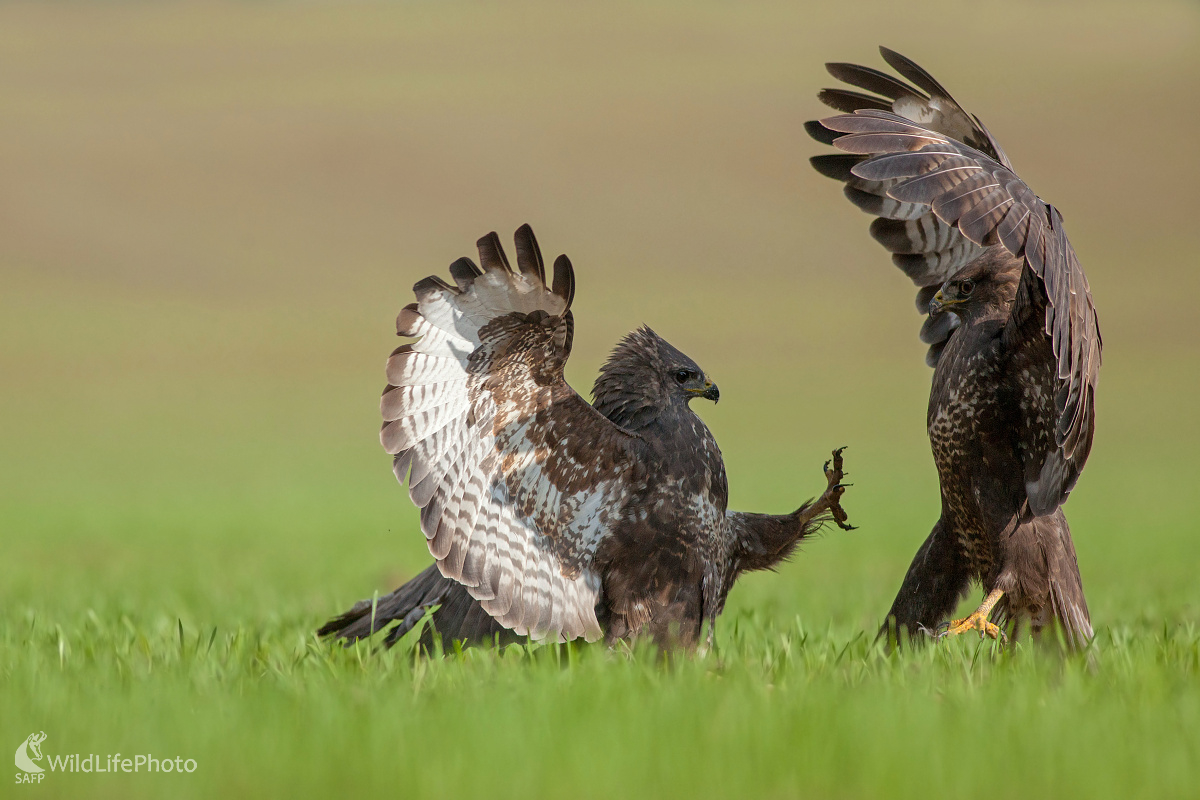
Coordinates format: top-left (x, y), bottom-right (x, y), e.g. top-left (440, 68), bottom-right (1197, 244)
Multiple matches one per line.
top-left (6, 611), bottom-right (1200, 798)
top-left (3, 1), bottom-right (1200, 797)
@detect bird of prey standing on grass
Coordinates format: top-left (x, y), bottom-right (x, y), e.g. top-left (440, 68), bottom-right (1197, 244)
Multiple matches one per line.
top-left (807, 48), bottom-right (1100, 648)
top-left (321, 225), bottom-right (853, 651)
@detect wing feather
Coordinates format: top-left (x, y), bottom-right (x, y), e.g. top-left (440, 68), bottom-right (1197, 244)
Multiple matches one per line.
top-left (808, 47), bottom-right (1016, 365)
top-left (381, 226), bottom-right (636, 643)
top-left (809, 50), bottom-right (1100, 512)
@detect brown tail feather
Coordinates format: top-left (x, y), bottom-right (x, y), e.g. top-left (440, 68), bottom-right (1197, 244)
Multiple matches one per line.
top-left (318, 563), bottom-right (519, 651)
top-left (1041, 513), bottom-right (1093, 649)
top-left (993, 511), bottom-right (1093, 650)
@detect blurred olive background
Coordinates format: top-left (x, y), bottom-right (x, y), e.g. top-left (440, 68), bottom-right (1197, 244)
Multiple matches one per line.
top-left (2, 0), bottom-right (1198, 640)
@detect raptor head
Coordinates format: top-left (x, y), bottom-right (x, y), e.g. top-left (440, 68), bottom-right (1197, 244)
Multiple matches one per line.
top-left (637, 327), bottom-right (718, 405)
top-left (929, 259), bottom-right (1021, 319)
top-left (592, 326), bottom-right (718, 429)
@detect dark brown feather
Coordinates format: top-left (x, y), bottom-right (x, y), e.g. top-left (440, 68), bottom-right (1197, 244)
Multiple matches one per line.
top-left (513, 223), bottom-right (546, 283)
top-left (878, 46), bottom-right (955, 103)
top-left (818, 88), bottom-right (892, 113)
top-left (448, 257), bottom-right (482, 290)
top-left (476, 231), bottom-right (512, 272)
top-left (809, 153), bottom-right (863, 181)
top-left (552, 253), bottom-right (575, 307)
top-left (804, 119), bottom-right (841, 146)
top-left (825, 61), bottom-right (925, 101)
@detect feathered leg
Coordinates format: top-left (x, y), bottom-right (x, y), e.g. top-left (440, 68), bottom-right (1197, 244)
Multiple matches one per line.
top-left (879, 518), bottom-right (973, 648)
top-left (727, 448), bottom-right (854, 575)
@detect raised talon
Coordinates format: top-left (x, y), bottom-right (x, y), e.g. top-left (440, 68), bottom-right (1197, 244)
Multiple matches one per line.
top-left (820, 448), bottom-right (854, 531)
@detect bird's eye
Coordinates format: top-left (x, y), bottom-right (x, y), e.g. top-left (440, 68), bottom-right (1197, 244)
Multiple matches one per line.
top-left (959, 279), bottom-right (975, 295)
top-left (674, 370), bottom-right (691, 384)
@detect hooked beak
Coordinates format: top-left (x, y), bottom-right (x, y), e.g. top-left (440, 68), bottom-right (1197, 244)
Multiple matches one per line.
top-left (929, 290), bottom-right (961, 316)
top-left (687, 380), bottom-right (720, 403)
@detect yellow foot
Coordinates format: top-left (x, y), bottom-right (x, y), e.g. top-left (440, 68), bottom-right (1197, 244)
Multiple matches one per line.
top-left (939, 612), bottom-right (1006, 642)
top-left (937, 588), bottom-right (1007, 642)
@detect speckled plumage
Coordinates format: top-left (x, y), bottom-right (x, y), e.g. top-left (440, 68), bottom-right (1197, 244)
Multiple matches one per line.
top-left (809, 49), bottom-right (1099, 648)
top-left (320, 225), bottom-right (852, 651)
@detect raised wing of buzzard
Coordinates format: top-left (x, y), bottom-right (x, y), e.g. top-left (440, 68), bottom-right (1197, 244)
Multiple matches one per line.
top-left (808, 48), bottom-right (1099, 648)
top-left (320, 225), bottom-right (852, 650)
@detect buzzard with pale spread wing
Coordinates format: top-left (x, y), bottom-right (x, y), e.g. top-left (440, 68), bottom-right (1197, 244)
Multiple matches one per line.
top-left (320, 225), bottom-right (852, 650)
top-left (808, 48), bottom-right (1100, 648)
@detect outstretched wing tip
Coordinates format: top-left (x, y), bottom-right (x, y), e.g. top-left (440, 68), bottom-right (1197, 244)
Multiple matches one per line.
top-left (552, 253), bottom-right (575, 308)
top-left (804, 118), bottom-right (840, 145)
top-left (807, 48), bottom-right (1029, 368)
top-left (513, 223), bottom-right (547, 283)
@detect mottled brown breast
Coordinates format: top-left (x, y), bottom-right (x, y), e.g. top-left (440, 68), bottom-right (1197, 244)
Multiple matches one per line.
top-left (595, 408), bottom-right (729, 646)
top-left (927, 330), bottom-right (1008, 577)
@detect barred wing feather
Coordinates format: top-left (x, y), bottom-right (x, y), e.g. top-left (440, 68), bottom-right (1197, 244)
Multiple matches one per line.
top-left (381, 225), bottom-right (644, 642)
top-left (808, 47), bottom-right (1013, 366)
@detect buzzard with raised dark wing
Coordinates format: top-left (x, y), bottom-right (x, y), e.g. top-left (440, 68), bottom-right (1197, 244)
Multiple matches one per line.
top-left (808, 48), bottom-right (1100, 648)
top-left (320, 225), bottom-right (852, 651)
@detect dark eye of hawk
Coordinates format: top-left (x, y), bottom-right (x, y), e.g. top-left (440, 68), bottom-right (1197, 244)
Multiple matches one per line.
top-left (959, 279), bottom-right (975, 295)
top-left (674, 369), bottom-right (692, 384)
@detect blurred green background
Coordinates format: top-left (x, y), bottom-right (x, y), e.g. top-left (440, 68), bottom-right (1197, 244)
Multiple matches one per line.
top-left (2, 1), bottom-right (1198, 797)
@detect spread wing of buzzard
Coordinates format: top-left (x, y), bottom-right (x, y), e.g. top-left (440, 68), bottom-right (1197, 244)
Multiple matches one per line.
top-left (809, 47), bottom-right (1100, 513)
top-left (382, 225), bottom-right (642, 643)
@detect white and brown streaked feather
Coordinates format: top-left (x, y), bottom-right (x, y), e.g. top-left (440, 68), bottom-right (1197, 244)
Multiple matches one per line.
top-left (381, 225), bottom-right (645, 643)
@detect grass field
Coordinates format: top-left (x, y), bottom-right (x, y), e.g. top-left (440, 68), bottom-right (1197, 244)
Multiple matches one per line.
top-left (2, 1), bottom-right (1199, 797)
